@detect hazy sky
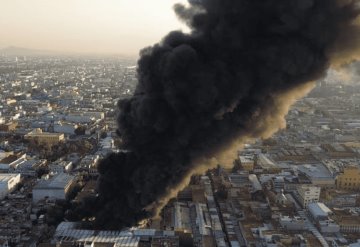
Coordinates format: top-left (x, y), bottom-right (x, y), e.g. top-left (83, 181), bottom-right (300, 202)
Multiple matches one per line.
top-left (0, 0), bottom-right (187, 56)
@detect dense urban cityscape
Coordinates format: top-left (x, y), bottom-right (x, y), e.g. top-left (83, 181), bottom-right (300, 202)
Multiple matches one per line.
top-left (1, 54), bottom-right (360, 247)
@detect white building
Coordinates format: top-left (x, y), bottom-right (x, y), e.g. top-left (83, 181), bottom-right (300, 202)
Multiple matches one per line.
top-left (49, 161), bottom-right (73, 174)
top-left (297, 185), bottom-right (321, 208)
top-left (0, 154), bottom-right (26, 171)
top-left (32, 173), bottom-right (75, 203)
top-left (0, 173), bottom-right (21, 199)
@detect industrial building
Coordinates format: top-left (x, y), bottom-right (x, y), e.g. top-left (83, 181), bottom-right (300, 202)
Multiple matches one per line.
top-left (279, 216), bottom-right (306, 231)
top-left (308, 203), bottom-right (340, 233)
top-left (256, 154), bottom-right (280, 173)
top-left (297, 163), bottom-right (335, 188)
top-left (190, 203), bottom-right (216, 247)
top-left (308, 202), bottom-right (332, 221)
top-left (54, 222), bottom-right (179, 246)
top-left (32, 173), bottom-right (75, 203)
top-left (24, 128), bottom-right (65, 147)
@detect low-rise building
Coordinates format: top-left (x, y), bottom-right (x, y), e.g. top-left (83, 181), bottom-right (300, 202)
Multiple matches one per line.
top-left (338, 217), bottom-right (360, 233)
top-left (272, 176), bottom-right (285, 192)
top-left (190, 203), bottom-right (216, 247)
top-left (0, 173), bottom-right (21, 199)
top-left (239, 155), bottom-right (254, 171)
top-left (333, 209), bottom-right (360, 233)
top-left (32, 173), bottom-right (75, 203)
top-left (24, 128), bottom-right (65, 147)
top-left (49, 160), bottom-right (72, 174)
top-left (297, 163), bottom-right (335, 188)
top-left (336, 166), bottom-right (360, 191)
top-left (296, 185), bottom-right (321, 208)
top-left (308, 202), bottom-right (332, 221)
top-left (54, 222), bottom-right (178, 247)
top-left (308, 203), bottom-right (340, 233)
top-left (279, 216), bottom-right (306, 231)
top-left (256, 154), bottom-right (281, 173)
top-left (53, 122), bottom-right (78, 135)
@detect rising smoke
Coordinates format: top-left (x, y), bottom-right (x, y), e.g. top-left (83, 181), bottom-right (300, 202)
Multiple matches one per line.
top-left (94, 0), bottom-right (360, 229)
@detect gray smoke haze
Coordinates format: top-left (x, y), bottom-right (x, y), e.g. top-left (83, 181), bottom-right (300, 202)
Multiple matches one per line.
top-left (335, 61), bottom-right (360, 83)
top-left (94, 0), bottom-right (360, 229)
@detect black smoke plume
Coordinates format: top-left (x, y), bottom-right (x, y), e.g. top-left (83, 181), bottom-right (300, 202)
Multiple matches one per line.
top-left (95, 0), bottom-right (360, 229)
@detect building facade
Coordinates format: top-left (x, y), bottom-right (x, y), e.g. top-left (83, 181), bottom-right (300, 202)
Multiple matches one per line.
top-left (336, 166), bottom-right (360, 191)
top-left (32, 173), bottom-right (75, 203)
top-left (0, 173), bottom-right (21, 199)
top-left (24, 128), bottom-right (64, 147)
top-left (297, 185), bottom-right (321, 208)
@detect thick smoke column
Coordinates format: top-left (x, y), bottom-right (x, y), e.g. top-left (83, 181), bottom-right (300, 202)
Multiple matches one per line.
top-left (95, 0), bottom-right (360, 229)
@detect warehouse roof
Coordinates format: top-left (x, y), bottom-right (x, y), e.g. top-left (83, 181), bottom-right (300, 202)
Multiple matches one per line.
top-left (34, 173), bottom-right (74, 190)
top-left (308, 202), bottom-right (332, 218)
top-left (0, 173), bottom-right (20, 183)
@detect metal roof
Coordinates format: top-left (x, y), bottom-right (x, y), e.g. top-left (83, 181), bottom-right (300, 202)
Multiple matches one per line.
top-left (0, 173), bottom-right (20, 183)
top-left (308, 202), bottom-right (332, 218)
top-left (34, 173), bottom-right (74, 189)
top-left (56, 229), bottom-right (139, 246)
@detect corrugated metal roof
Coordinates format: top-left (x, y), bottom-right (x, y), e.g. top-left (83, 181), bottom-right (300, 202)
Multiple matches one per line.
top-left (56, 229), bottom-right (139, 246)
top-left (34, 173), bottom-right (74, 189)
top-left (0, 173), bottom-right (20, 183)
top-left (308, 202), bottom-right (332, 218)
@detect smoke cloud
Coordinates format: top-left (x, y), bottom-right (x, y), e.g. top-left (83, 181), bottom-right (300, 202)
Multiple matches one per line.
top-left (94, 0), bottom-right (360, 229)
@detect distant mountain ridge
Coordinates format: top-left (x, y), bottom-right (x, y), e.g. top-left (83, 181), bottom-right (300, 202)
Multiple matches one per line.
top-left (0, 46), bottom-right (59, 56)
top-left (0, 46), bottom-right (137, 58)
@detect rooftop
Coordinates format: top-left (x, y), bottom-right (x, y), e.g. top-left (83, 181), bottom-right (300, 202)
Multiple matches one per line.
top-left (0, 173), bottom-right (20, 183)
top-left (298, 163), bottom-right (333, 180)
top-left (34, 173), bottom-right (74, 190)
top-left (25, 128), bottom-right (63, 137)
top-left (308, 202), bottom-right (332, 218)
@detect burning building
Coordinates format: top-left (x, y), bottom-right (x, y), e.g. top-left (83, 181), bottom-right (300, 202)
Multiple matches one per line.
top-left (94, 0), bottom-right (360, 229)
